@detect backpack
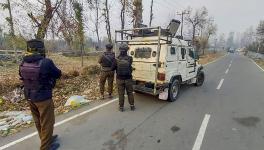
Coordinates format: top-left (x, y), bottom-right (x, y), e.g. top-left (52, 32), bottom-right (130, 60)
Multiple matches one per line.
top-left (116, 56), bottom-right (132, 76)
top-left (101, 53), bottom-right (115, 67)
top-left (20, 59), bottom-right (43, 90)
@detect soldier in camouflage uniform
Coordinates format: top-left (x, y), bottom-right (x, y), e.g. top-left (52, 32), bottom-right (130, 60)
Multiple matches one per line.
top-left (98, 44), bottom-right (115, 99)
top-left (112, 43), bottom-right (135, 112)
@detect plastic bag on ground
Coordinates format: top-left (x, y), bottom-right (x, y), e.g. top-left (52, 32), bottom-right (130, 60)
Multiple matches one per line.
top-left (64, 95), bottom-right (90, 107)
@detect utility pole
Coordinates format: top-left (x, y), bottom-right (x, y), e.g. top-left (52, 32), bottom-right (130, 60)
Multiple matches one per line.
top-left (149, 0), bottom-right (154, 27)
top-left (176, 10), bottom-right (189, 38)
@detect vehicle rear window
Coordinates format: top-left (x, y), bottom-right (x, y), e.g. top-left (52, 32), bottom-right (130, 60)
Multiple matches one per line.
top-left (135, 47), bottom-right (152, 58)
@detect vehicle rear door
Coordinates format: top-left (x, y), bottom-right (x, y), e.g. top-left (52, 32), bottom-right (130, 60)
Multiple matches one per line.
top-left (129, 46), bottom-right (158, 83)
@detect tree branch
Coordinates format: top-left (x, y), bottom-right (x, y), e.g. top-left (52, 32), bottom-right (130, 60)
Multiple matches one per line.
top-left (28, 13), bottom-right (41, 26)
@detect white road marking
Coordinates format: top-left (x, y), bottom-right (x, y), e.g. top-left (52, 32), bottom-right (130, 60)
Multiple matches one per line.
top-left (192, 114), bottom-right (211, 150)
top-left (251, 59), bottom-right (264, 72)
top-left (228, 64), bottom-right (232, 68)
top-left (0, 98), bottom-right (119, 150)
top-left (225, 68), bottom-right (229, 74)
top-left (216, 79), bottom-right (224, 90)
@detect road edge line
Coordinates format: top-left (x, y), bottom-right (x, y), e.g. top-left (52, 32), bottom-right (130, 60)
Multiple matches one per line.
top-left (203, 53), bottom-right (228, 66)
top-left (0, 98), bottom-right (118, 150)
top-left (192, 114), bottom-right (211, 150)
top-left (251, 59), bottom-right (264, 72)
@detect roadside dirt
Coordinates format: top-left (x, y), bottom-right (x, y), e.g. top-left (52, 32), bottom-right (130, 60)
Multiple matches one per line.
top-left (255, 59), bottom-right (264, 69)
top-left (198, 53), bottom-right (224, 65)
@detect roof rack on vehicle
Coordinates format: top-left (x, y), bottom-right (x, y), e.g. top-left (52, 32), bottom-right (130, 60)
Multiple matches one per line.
top-left (115, 19), bottom-right (181, 45)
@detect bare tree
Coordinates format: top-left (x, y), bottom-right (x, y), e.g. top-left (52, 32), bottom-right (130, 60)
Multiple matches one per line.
top-left (257, 21), bottom-right (264, 43)
top-left (200, 22), bottom-right (217, 55)
top-left (89, 0), bottom-right (101, 45)
top-left (28, 0), bottom-right (63, 39)
top-left (120, 0), bottom-right (126, 39)
top-left (256, 20), bottom-right (264, 53)
top-left (0, 0), bottom-right (17, 59)
top-left (73, 1), bottom-right (85, 66)
top-left (56, 0), bottom-right (77, 50)
top-left (186, 6), bottom-right (208, 42)
top-left (218, 33), bottom-right (226, 50)
top-left (102, 0), bottom-right (112, 43)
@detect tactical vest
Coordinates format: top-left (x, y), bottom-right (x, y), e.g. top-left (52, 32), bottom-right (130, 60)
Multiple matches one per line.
top-left (20, 60), bottom-right (43, 90)
top-left (116, 56), bottom-right (132, 76)
top-left (101, 53), bottom-right (115, 67)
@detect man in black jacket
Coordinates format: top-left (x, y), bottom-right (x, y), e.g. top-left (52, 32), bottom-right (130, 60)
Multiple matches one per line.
top-left (112, 43), bottom-right (135, 112)
top-left (19, 39), bottom-right (61, 150)
top-left (98, 44), bottom-right (115, 99)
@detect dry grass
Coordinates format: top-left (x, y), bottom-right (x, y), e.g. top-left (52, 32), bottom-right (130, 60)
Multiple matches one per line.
top-left (255, 59), bottom-right (264, 69)
top-left (198, 52), bottom-right (225, 65)
top-left (48, 53), bottom-right (99, 73)
top-left (0, 53), bottom-right (105, 114)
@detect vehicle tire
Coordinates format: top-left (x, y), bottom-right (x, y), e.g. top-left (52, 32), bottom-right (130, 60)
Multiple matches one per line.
top-left (195, 71), bottom-right (205, 86)
top-left (168, 79), bottom-right (180, 102)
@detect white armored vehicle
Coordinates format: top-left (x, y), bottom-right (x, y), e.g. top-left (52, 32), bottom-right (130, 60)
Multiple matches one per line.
top-left (115, 20), bottom-right (204, 102)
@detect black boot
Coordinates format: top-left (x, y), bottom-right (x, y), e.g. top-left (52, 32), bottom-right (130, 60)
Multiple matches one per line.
top-left (119, 107), bottom-right (124, 112)
top-left (130, 105), bottom-right (135, 111)
top-left (52, 135), bottom-right (58, 143)
top-left (49, 142), bottom-right (60, 150)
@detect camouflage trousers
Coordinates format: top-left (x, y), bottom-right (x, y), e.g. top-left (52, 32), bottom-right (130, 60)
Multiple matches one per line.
top-left (116, 79), bottom-right (134, 108)
top-left (99, 71), bottom-right (115, 95)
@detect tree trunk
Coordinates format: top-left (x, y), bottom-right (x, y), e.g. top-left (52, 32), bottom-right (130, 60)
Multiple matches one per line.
top-left (149, 0), bottom-right (153, 27)
top-left (95, 0), bottom-right (100, 46)
top-left (120, 0), bottom-right (125, 40)
top-left (133, 0), bottom-right (143, 28)
top-left (104, 0), bottom-right (112, 43)
top-left (6, 0), bottom-right (17, 61)
top-left (36, 1), bottom-right (53, 39)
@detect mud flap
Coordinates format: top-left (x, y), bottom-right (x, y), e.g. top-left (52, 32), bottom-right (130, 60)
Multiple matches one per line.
top-left (159, 88), bottom-right (169, 100)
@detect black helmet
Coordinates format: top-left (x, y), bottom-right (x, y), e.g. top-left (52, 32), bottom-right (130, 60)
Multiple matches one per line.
top-left (106, 43), bottom-right (113, 50)
top-left (119, 43), bottom-right (129, 51)
top-left (27, 39), bottom-right (45, 56)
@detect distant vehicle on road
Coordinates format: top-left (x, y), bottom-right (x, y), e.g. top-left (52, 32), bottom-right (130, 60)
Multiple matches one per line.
top-left (228, 48), bottom-right (235, 53)
top-left (115, 20), bottom-right (204, 102)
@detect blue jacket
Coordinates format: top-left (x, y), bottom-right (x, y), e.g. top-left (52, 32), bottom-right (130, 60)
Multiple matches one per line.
top-left (19, 54), bottom-right (61, 102)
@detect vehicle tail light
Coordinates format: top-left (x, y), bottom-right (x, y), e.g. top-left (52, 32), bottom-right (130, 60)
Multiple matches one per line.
top-left (158, 73), bottom-right (166, 81)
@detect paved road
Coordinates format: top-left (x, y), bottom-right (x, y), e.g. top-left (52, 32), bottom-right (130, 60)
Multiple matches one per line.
top-left (1, 53), bottom-right (264, 150)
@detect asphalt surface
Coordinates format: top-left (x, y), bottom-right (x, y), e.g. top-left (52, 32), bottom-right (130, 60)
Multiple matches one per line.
top-left (1, 53), bottom-right (264, 150)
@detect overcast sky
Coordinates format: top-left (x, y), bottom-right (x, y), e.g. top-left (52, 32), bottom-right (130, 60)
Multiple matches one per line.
top-left (141, 0), bottom-right (264, 36)
top-left (0, 0), bottom-right (263, 39)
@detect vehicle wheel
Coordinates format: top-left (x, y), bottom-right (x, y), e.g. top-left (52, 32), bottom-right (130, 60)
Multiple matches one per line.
top-left (168, 79), bottom-right (180, 102)
top-left (195, 71), bottom-right (205, 86)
